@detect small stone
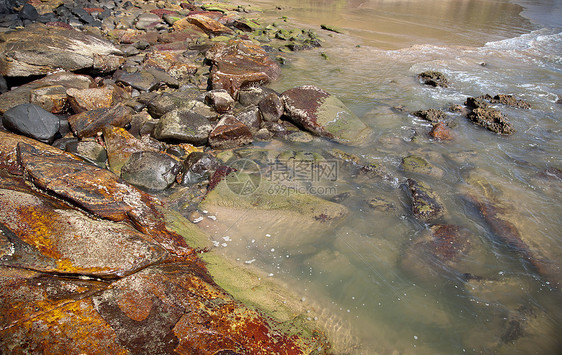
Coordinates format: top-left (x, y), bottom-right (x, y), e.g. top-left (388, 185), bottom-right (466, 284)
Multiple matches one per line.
top-left (135, 13), bottom-right (163, 30)
top-left (238, 86), bottom-right (277, 106)
top-left (181, 152), bottom-right (220, 185)
top-left (418, 71), bottom-right (449, 87)
top-left (121, 151), bottom-right (182, 191)
top-left (254, 127), bottom-right (273, 141)
top-left (152, 109), bottom-right (213, 145)
top-left (235, 105), bottom-right (262, 133)
top-left (186, 14), bottom-right (233, 35)
top-left (2, 104), bottom-right (60, 143)
top-left (367, 197), bottom-right (396, 212)
top-left (0, 75), bottom-right (7, 94)
top-left (205, 89), bottom-right (235, 113)
top-left (103, 126), bottom-right (160, 175)
top-left (429, 121), bottom-right (453, 141)
top-left (258, 92), bottom-right (284, 122)
top-left (208, 115), bottom-right (253, 149)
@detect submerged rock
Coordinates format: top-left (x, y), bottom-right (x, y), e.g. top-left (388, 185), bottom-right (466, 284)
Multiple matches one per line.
top-left (181, 152), bottom-right (220, 185)
top-left (2, 103), bottom-right (60, 143)
top-left (0, 23), bottom-right (123, 77)
top-left (418, 71), bottom-right (449, 87)
top-left (281, 85), bottom-right (372, 145)
top-left (429, 121), bottom-right (453, 140)
top-left (401, 155), bottom-right (444, 178)
top-left (407, 179), bottom-right (445, 222)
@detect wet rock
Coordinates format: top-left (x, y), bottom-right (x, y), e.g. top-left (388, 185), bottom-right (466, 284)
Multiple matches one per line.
top-left (103, 126), bottom-right (161, 175)
top-left (206, 40), bottom-right (281, 97)
top-left (146, 91), bottom-right (201, 118)
top-left (205, 89), bottom-right (234, 113)
top-left (2, 103), bottom-right (60, 143)
top-left (401, 155), bottom-right (444, 178)
top-left (467, 107), bottom-right (515, 135)
top-left (418, 71), bottom-right (449, 87)
top-left (254, 127), bottom-right (273, 141)
top-left (0, 75), bottom-right (7, 94)
top-left (153, 109), bottom-right (213, 145)
top-left (238, 86), bottom-right (278, 106)
top-left (143, 50), bottom-right (199, 77)
top-left (465, 96), bottom-right (490, 110)
top-left (65, 138), bottom-right (107, 167)
top-left (181, 152), bottom-right (220, 185)
top-left (186, 13), bottom-right (233, 35)
top-left (114, 70), bottom-right (160, 92)
top-left (367, 197), bottom-right (396, 212)
top-left (263, 121), bottom-right (288, 137)
top-left (0, 23), bottom-right (123, 77)
top-left (15, 141), bottom-right (191, 255)
top-left (208, 115), bottom-right (253, 149)
top-left (66, 86), bottom-right (115, 113)
top-left (281, 85), bottom-right (371, 145)
top-left (413, 108), bottom-right (446, 122)
top-left (30, 85), bottom-right (68, 113)
top-left (429, 121), bottom-right (453, 140)
top-left (478, 94), bottom-right (531, 109)
top-left (234, 105), bottom-right (262, 133)
top-left (258, 92), bottom-right (284, 122)
top-left (407, 179), bottom-right (445, 222)
top-left (68, 103), bottom-right (134, 138)
top-left (121, 151), bottom-right (181, 191)
top-left (0, 71), bottom-right (94, 114)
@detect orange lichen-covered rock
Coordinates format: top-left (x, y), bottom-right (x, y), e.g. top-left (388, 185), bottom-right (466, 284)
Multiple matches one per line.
top-left (68, 103), bottom-right (134, 138)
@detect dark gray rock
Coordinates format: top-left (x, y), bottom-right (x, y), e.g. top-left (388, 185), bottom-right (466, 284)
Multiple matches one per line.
top-left (0, 75), bottom-right (6, 94)
top-left (235, 105), bottom-right (262, 133)
top-left (19, 3), bottom-right (38, 22)
top-left (152, 109), bottom-right (213, 145)
top-left (238, 86), bottom-right (278, 106)
top-left (2, 103), bottom-right (60, 143)
top-left (114, 70), bottom-right (159, 92)
top-left (181, 152), bottom-right (220, 185)
top-left (258, 92), bottom-right (284, 122)
top-left (418, 71), bottom-right (449, 87)
top-left (121, 151), bottom-right (182, 191)
top-left (147, 91), bottom-right (200, 118)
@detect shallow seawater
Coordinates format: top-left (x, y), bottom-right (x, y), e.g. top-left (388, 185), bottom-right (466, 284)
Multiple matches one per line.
top-left (198, 1), bottom-right (562, 353)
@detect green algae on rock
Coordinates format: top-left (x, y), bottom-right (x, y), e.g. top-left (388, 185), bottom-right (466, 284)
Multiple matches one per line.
top-left (407, 178), bottom-right (445, 222)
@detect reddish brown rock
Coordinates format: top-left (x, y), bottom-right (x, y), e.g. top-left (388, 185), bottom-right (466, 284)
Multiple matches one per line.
top-left (143, 50), bottom-right (198, 75)
top-left (429, 121), bottom-right (453, 140)
top-left (30, 85), bottom-right (68, 113)
top-left (208, 115), bottom-right (253, 149)
top-left (68, 103), bottom-right (134, 138)
top-left (66, 86), bottom-right (115, 114)
top-left (186, 14), bottom-right (233, 35)
top-left (206, 40), bottom-right (281, 97)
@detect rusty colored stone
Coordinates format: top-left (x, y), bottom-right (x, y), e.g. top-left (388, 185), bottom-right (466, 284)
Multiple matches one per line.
top-left (206, 40), bottom-right (281, 97)
top-left (66, 86), bottom-right (115, 114)
top-left (186, 14), bottom-right (233, 35)
top-left (103, 126), bottom-right (161, 175)
top-left (208, 115), bottom-right (253, 149)
top-left (0, 131), bottom-right (67, 174)
top-left (16, 142), bottom-right (192, 256)
top-left (68, 103), bottom-right (134, 138)
top-left (143, 50), bottom-right (198, 74)
top-left (30, 85), bottom-right (69, 113)
top-left (429, 121), bottom-right (453, 140)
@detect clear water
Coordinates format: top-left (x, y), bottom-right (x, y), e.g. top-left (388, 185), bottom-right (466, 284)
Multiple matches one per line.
top-left (199, 1), bottom-right (562, 353)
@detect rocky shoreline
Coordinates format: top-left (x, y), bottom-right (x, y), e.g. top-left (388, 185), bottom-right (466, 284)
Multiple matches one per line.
top-left (0, 0), bottom-right (559, 353)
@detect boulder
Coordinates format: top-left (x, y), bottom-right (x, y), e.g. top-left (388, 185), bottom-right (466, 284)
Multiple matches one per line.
top-left (68, 103), bottom-right (134, 138)
top-left (103, 126), bottom-right (161, 175)
top-left (238, 86), bottom-right (278, 106)
top-left (152, 109), bottom-right (213, 145)
top-left (208, 115), bottom-right (253, 149)
top-left (0, 24), bottom-right (123, 77)
top-left (206, 40), bottom-right (281, 97)
top-left (413, 108), bottom-right (445, 122)
top-left (66, 86), bottom-right (115, 113)
top-left (147, 91), bottom-right (202, 118)
top-left (401, 155), bottom-right (444, 178)
top-left (121, 151), bottom-right (182, 191)
top-left (407, 179), bottom-right (445, 222)
top-left (467, 107), bottom-right (515, 135)
top-left (2, 103), bottom-right (60, 143)
top-left (418, 71), bottom-right (449, 87)
top-left (281, 85), bottom-right (372, 145)
top-left (234, 105), bottom-right (262, 133)
top-left (186, 13), bottom-right (233, 35)
top-left (258, 92), bottom-right (284, 122)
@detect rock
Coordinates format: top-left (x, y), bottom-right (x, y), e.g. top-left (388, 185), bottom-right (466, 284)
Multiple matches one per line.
top-left (429, 121), bottom-right (453, 140)
top-left (114, 70), bottom-right (160, 92)
top-left (15, 141), bottom-right (191, 255)
top-left (254, 127), bottom-right (273, 141)
top-left (68, 103), bottom-right (134, 138)
top-left (143, 49), bottom-right (198, 76)
top-left (401, 155), bottom-right (444, 178)
top-left (66, 86), bottom-right (115, 113)
top-left (477, 94), bottom-right (531, 109)
top-left (206, 40), bottom-right (281, 97)
top-left (281, 85), bottom-right (371, 145)
top-left (0, 75), bottom-right (7, 94)
top-left (235, 105), bottom-right (262, 133)
top-left (238, 86), bottom-right (278, 106)
top-left (205, 89), bottom-right (234, 113)
top-left (0, 23), bottom-right (123, 77)
top-left (103, 126), bottom-right (161, 175)
top-left (367, 197), bottom-right (396, 212)
top-left (467, 107), bottom-right (515, 135)
top-left (407, 179), bottom-right (445, 222)
top-left (181, 152), bottom-right (220, 185)
top-left (418, 71), bottom-right (449, 87)
top-left (258, 92), bottom-right (284, 122)
top-left (0, 189), bottom-right (165, 278)
top-left (135, 13), bottom-right (162, 30)
top-left (2, 103), bottom-right (60, 143)
top-left (65, 139), bottom-right (107, 167)
top-left (0, 71), bottom-right (94, 114)
top-left (465, 96), bottom-right (490, 109)
top-left (208, 115), bottom-right (253, 149)
top-left (121, 151), bottom-right (181, 191)
top-left (153, 109), bottom-right (213, 145)
top-left (413, 108), bottom-right (445, 122)
top-left (30, 85), bottom-right (68, 113)
top-left (146, 91), bottom-right (201, 118)
top-left (186, 13), bottom-right (233, 35)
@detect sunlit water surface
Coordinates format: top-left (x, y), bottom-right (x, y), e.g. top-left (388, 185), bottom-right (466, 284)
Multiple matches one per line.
top-left (194, 1), bottom-right (562, 353)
